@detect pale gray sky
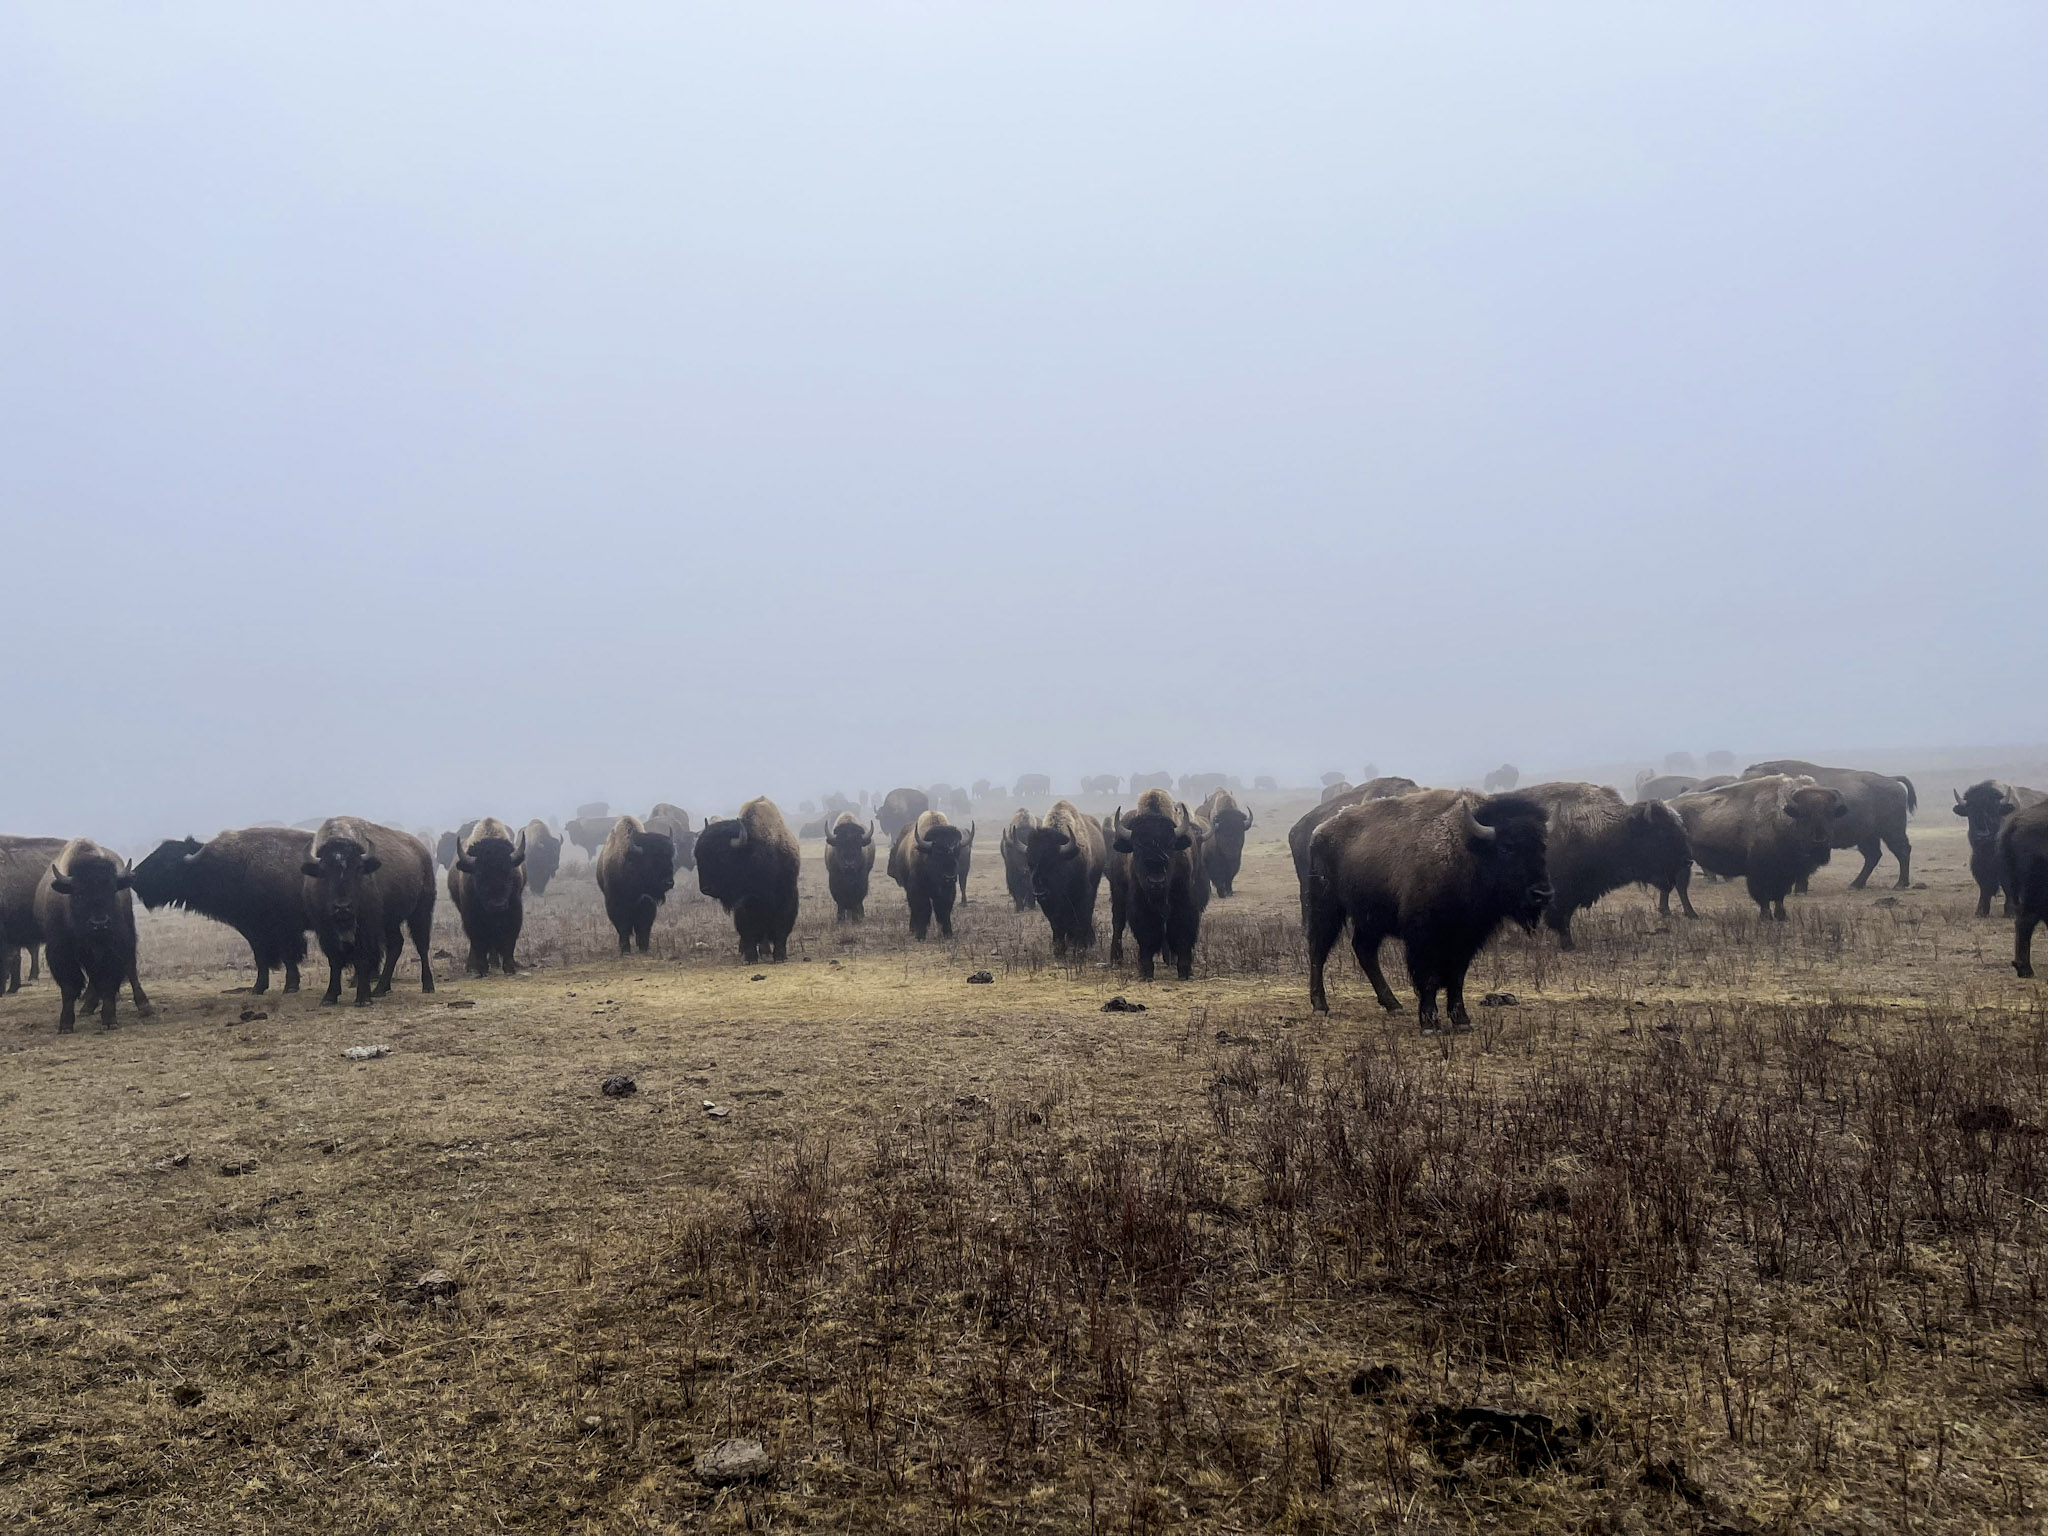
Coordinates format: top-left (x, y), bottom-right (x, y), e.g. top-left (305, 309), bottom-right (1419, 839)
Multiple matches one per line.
top-left (3, 5), bottom-right (2041, 838)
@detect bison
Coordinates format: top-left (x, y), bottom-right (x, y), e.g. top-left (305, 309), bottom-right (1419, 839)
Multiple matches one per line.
top-left (1024, 800), bottom-right (1107, 956)
top-left (1632, 771), bottom-right (1699, 802)
top-left (1305, 790), bottom-right (1551, 1032)
top-left (695, 797), bottom-right (801, 963)
top-left (1955, 781), bottom-right (2047, 917)
top-left (1, 834), bottom-right (67, 992)
top-left (955, 819), bottom-right (977, 900)
top-left (1742, 760), bottom-right (1915, 889)
top-left (595, 815), bottom-right (675, 954)
top-left (998, 809), bottom-right (1038, 910)
top-left (1012, 773), bottom-right (1053, 799)
top-left (35, 839), bottom-right (153, 1031)
top-left (435, 830), bottom-right (461, 870)
top-left (823, 814), bottom-right (876, 921)
top-left (1288, 778), bottom-right (1423, 921)
top-left (876, 787), bottom-right (930, 843)
top-left (1319, 781), bottom-right (1354, 803)
top-left (1482, 764), bottom-right (1520, 792)
top-left (300, 818), bottom-right (437, 1006)
top-left (566, 815), bottom-right (619, 861)
top-left (448, 818), bottom-right (526, 975)
top-left (520, 820), bottom-right (563, 896)
top-left (1671, 776), bottom-right (1846, 919)
top-left (887, 811), bottom-right (971, 940)
top-left (1080, 774), bottom-right (1121, 796)
top-left (130, 826), bottom-right (313, 993)
top-left (1178, 772), bottom-right (1230, 800)
top-left (1197, 788), bottom-right (1254, 898)
top-left (646, 803), bottom-right (697, 871)
top-left (1108, 792), bottom-right (1210, 980)
top-left (1130, 771), bottom-right (1174, 795)
top-left (1518, 782), bottom-right (1694, 949)
top-left (2003, 801), bottom-right (2048, 978)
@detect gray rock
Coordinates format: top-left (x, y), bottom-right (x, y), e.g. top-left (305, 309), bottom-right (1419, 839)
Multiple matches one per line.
top-left (694, 1437), bottom-right (773, 1485)
top-left (601, 1075), bottom-right (637, 1097)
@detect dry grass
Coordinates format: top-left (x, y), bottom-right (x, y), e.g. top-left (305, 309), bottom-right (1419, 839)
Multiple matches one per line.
top-left (4, 810), bottom-right (2047, 1532)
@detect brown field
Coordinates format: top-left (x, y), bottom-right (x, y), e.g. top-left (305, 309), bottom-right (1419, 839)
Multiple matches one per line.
top-left (5, 784), bottom-right (2048, 1533)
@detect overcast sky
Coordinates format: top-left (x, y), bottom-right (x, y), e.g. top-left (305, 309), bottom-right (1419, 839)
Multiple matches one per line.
top-left (3, 4), bottom-right (2041, 838)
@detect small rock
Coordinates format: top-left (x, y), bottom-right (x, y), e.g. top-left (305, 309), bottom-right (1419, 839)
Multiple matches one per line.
top-left (1873, 896), bottom-right (1900, 908)
top-left (750, 974), bottom-right (766, 982)
top-left (341, 1044), bottom-right (390, 1061)
top-left (218, 1159), bottom-right (258, 1177)
top-left (169, 1383), bottom-right (205, 1409)
top-left (1102, 996), bottom-right (1147, 1013)
top-left (445, 999), bottom-right (475, 1009)
top-left (966, 970), bottom-right (994, 984)
top-left (705, 1105), bottom-right (731, 1120)
top-left (601, 1075), bottom-right (637, 1098)
top-left (414, 1269), bottom-right (459, 1297)
top-left (238, 1008), bottom-right (267, 1022)
top-left (1480, 992), bottom-right (1518, 1007)
top-left (1351, 1364), bottom-right (1404, 1399)
top-left (581, 1414), bottom-right (603, 1431)
top-left (693, 1437), bottom-right (773, 1485)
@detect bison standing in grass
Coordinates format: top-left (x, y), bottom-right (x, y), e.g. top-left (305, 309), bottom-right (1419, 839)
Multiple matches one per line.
top-left (876, 788), bottom-right (930, 844)
top-left (2002, 801), bottom-right (2048, 978)
top-left (1024, 800), bottom-right (1106, 956)
top-left (823, 814), bottom-right (876, 921)
top-left (35, 839), bottom-right (152, 1032)
top-left (448, 818), bottom-right (526, 975)
top-left (647, 803), bottom-right (696, 871)
top-left (595, 816), bottom-right (675, 955)
top-left (520, 820), bottom-right (563, 896)
top-left (1197, 788), bottom-right (1254, 898)
top-left (2, 835), bottom-right (71, 992)
top-left (888, 811), bottom-right (971, 940)
top-left (1305, 790), bottom-right (1550, 1032)
top-left (695, 798), bottom-right (800, 963)
top-left (300, 819), bottom-right (437, 1006)
top-left (1108, 791), bottom-right (1210, 980)
top-left (1518, 782), bottom-right (1694, 949)
top-left (1288, 777), bottom-right (1422, 923)
top-left (1671, 776), bottom-right (1846, 920)
top-left (1955, 781), bottom-right (2046, 917)
top-left (1742, 759), bottom-right (1916, 889)
top-left (130, 826), bottom-right (313, 993)
top-left (565, 815), bottom-right (619, 862)
top-left (999, 810), bottom-right (1038, 911)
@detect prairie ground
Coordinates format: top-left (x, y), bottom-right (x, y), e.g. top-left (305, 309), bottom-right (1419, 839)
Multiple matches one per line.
top-left (4, 788), bottom-right (2047, 1533)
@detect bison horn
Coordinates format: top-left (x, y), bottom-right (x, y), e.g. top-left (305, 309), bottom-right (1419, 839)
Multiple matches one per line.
top-left (512, 830), bottom-right (527, 866)
top-left (730, 821), bottom-right (749, 849)
top-left (1953, 788), bottom-right (1963, 805)
top-left (861, 820), bottom-right (875, 846)
top-left (1462, 802), bottom-right (1496, 845)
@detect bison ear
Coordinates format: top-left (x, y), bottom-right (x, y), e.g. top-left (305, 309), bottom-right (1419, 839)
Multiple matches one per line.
top-left (361, 855), bottom-right (383, 873)
top-left (1113, 836), bottom-right (1134, 854)
top-left (302, 861), bottom-right (325, 878)
top-left (183, 836), bottom-right (202, 854)
top-left (1952, 801), bottom-right (1971, 817)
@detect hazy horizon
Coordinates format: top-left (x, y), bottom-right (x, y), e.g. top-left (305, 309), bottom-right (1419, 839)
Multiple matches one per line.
top-left (5, 5), bottom-right (2042, 844)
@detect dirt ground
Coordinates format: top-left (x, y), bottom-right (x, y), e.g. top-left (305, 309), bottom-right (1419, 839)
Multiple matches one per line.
top-left (4, 784), bottom-right (2047, 1533)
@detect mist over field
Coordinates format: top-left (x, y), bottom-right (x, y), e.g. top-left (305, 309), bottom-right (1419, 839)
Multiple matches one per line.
top-left (3, 5), bottom-right (2041, 844)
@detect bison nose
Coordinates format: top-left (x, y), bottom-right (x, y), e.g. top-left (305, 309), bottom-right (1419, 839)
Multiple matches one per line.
top-left (1530, 884), bottom-right (1553, 904)
top-left (87, 915), bottom-right (112, 930)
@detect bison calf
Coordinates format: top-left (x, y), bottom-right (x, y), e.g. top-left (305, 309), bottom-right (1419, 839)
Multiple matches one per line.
top-left (35, 839), bottom-right (152, 1032)
top-left (596, 816), bottom-right (676, 954)
top-left (448, 818), bottom-right (527, 975)
top-left (824, 814), bottom-right (876, 921)
top-left (694, 798), bottom-right (801, 963)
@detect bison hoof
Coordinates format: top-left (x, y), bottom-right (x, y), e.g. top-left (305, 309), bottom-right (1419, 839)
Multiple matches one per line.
top-left (2019, 964), bottom-right (2036, 979)
top-left (136, 1004), bottom-right (156, 1019)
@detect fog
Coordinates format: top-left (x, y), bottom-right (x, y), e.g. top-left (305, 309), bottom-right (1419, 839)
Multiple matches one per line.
top-left (3, 5), bottom-right (2041, 842)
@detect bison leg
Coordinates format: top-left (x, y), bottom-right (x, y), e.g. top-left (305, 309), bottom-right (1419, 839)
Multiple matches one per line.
top-left (412, 916), bottom-right (437, 992)
top-left (126, 962), bottom-right (153, 1019)
top-left (1544, 903), bottom-right (1576, 952)
top-left (1887, 835), bottom-right (1912, 890)
top-left (907, 891), bottom-right (931, 941)
top-left (50, 951), bottom-right (83, 1032)
top-left (355, 941), bottom-right (380, 1006)
top-left (634, 913), bottom-right (654, 953)
top-left (2017, 905), bottom-right (2039, 979)
top-left (2, 946), bottom-right (16, 993)
top-left (1305, 895), bottom-right (1348, 1013)
top-left (467, 944), bottom-right (488, 978)
top-left (28, 945), bottom-right (40, 982)
top-left (252, 956), bottom-right (271, 994)
top-left (934, 889), bottom-right (955, 939)
top-left (1847, 840), bottom-right (1883, 890)
top-left (320, 949), bottom-right (344, 1005)
top-left (283, 955), bottom-right (300, 993)
top-left (373, 924), bottom-right (402, 996)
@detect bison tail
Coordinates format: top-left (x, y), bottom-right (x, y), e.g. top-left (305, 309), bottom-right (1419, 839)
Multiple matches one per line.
top-left (1895, 776), bottom-right (1918, 815)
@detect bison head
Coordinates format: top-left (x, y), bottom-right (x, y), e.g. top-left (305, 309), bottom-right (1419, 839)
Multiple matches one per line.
top-left (825, 819), bottom-right (875, 868)
top-left (49, 849), bottom-right (132, 935)
top-left (457, 833), bottom-right (526, 912)
top-left (1954, 783), bottom-right (2017, 848)
top-left (1024, 823), bottom-right (1085, 901)
top-left (1780, 784), bottom-right (1848, 857)
top-left (1464, 795), bottom-right (1551, 930)
top-left (1625, 799), bottom-right (1692, 880)
top-left (302, 836), bottom-right (379, 942)
top-left (1113, 810), bottom-right (1191, 904)
top-left (129, 836), bottom-right (204, 912)
top-left (915, 820), bottom-right (965, 886)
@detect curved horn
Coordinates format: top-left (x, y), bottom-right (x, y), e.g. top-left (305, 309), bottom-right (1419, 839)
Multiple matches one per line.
top-left (1953, 788), bottom-right (1963, 805)
top-left (1242, 807), bottom-right (1254, 829)
top-left (512, 829), bottom-right (527, 866)
top-left (861, 820), bottom-right (875, 846)
top-left (1462, 802), bottom-right (1496, 844)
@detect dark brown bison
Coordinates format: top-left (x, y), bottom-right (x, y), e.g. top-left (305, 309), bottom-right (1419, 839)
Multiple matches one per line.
top-left (1023, 800), bottom-right (1107, 955)
top-left (520, 820), bottom-right (563, 896)
top-left (887, 811), bottom-right (971, 940)
top-left (566, 815), bottom-right (619, 861)
top-left (1288, 778), bottom-right (1423, 920)
top-left (1519, 782), bottom-right (1694, 949)
top-left (876, 787), bottom-right (930, 843)
top-left (435, 830), bottom-right (461, 869)
top-left (1742, 760), bottom-right (1916, 888)
top-left (1956, 781), bottom-right (2047, 917)
top-left (647, 803), bottom-right (697, 871)
top-left (300, 818), bottom-right (437, 1006)
top-left (1, 834), bottom-right (67, 991)
top-left (1080, 774), bottom-right (1120, 796)
top-left (1305, 790), bottom-right (1551, 1032)
top-left (1131, 771), bottom-right (1173, 795)
top-left (35, 839), bottom-right (153, 1031)
top-left (1012, 773), bottom-right (1053, 799)
top-left (1633, 772), bottom-right (1700, 802)
top-left (1108, 791), bottom-right (1210, 980)
top-left (595, 815), bottom-right (675, 954)
top-left (1672, 776), bottom-right (1847, 919)
top-left (823, 813), bottom-right (876, 920)
top-left (1197, 788), bottom-right (1254, 897)
top-left (130, 826), bottom-right (313, 993)
top-left (1482, 764), bottom-right (1520, 792)
top-left (998, 809), bottom-right (1038, 910)
top-left (448, 817), bottom-right (526, 975)
top-left (2004, 801), bottom-right (2048, 978)
top-left (695, 798), bottom-right (801, 962)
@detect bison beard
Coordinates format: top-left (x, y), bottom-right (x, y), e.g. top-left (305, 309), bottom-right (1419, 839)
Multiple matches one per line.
top-left (1305, 791), bottom-right (1551, 1033)
top-left (694, 798), bottom-right (800, 963)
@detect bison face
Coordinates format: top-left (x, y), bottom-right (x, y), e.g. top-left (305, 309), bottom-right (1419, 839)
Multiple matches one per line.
top-left (1626, 800), bottom-right (1692, 874)
top-left (129, 836), bottom-right (203, 912)
top-left (917, 824), bottom-right (964, 884)
top-left (1114, 812), bottom-right (1190, 902)
top-left (1466, 798), bottom-right (1551, 930)
top-left (1955, 785), bottom-right (2017, 848)
top-left (629, 833), bottom-right (677, 895)
top-left (1781, 787), bottom-right (1847, 855)
top-left (1024, 826), bottom-right (1084, 900)
top-left (458, 837), bottom-right (526, 912)
top-left (302, 838), bottom-right (379, 940)
top-left (50, 854), bottom-right (132, 935)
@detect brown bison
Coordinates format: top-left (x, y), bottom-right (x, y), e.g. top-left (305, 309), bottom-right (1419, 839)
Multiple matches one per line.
top-left (1024, 800), bottom-right (1107, 955)
top-left (1482, 764), bottom-right (1520, 792)
top-left (1742, 760), bottom-right (1916, 888)
top-left (1319, 781), bottom-right (1354, 803)
top-left (1079, 774), bottom-right (1121, 796)
top-left (130, 826), bottom-right (313, 993)
top-left (998, 809), bottom-right (1038, 910)
top-left (1288, 777), bottom-right (1423, 921)
top-left (1518, 782), bottom-right (1694, 949)
top-left (695, 797), bottom-right (801, 963)
top-left (1955, 781), bottom-right (2047, 917)
top-left (876, 787), bottom-right (930, 843)
top-left (1197, 788), bottom-right (1254, 898)
top-left (1305, 790), bottom-right (1551, 1031)
top-left (448, 818), bottom-right (527, 975)
top-left (595, 815), bottom-right (675, 954)
top-left (2003, 801), bottom-right (2048, 978)
top-left (955, 819), bottom-right (977, 901)
top-left (35, 839), bottom-right (153, 1031)
top-left (1671, 776), bottom-right (1847, 919)
top-left (565, 815), bottom-right (619, 861)
top-left (1131, 771), bottom-right (1173, 795)
top-left (824, 814), bottom-right (876, 921)
top-left (647, 803), bottom-right (697, 871)
top-left (520, 820), bottom-right (563, 896)
top-left (1632, 772), bottom-right (1700, 802)
top-left (300, 818), bottom-right (437, 1006)
top-left (1, 834), bottom-right (68, 991)
top-left (888, 811), bottom-right (972, 940)
top-left (1108, 791), bottom-right (1210, 980)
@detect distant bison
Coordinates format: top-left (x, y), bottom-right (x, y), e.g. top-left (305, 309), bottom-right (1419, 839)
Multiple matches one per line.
top-left (1254, 776), bottom-right (1278, 792)
top-left (1079, 775), bottom-right (1121, 796)
top-left (1672, 776), bottom-right (1846, 919)
top-left (1197, 788), bottom-right (1254, 898)
top-left (1320, 781), bottom-right (1354, 803)
top-left (695, 797), bottom-right (801, 963)
top-left (566, 815), bottom-right (620, 861)
top-left (1, 835), bottom-right (70, 992)
top-left (823, 791), bottom-right (859, 819)
top-left (970, 779), bottom-right (993, 800)
top-left (876, 788), bottom-right (930, 843)
top-left (595, 815), bottom-right (675, 954)
top-left (1742, 760), bottom-right (1916, 888)
top-left (131, 826), bottom-right (313, 993)
top-left (1288, 778), bottom-right (1422, 921)
top-left (435, 830), bottom-right (461, 870)
top-left (35, 838), bottom-right (153, 1032)
top-left (2003, 801), bottom-right (2048, 978)
top-left (1013, 773), bottom-right (1053, 799)
top-left (998, 809), bottom-right (1038, 910)
top-left (647, 803), bottom-right (697, 871)
top-left (448, 818), bottom-right (527, 975)
top-left (1131, 771), bottom-right (1173, 795)
top-left (1024, 800), bottom-right (1107, 956)
top-left (1956, 781), bottom-right (2047, 917)
top-left (1305, 790), bottom-right (1551, 1032)
top-left (1519, 782), bottom-right (1694, 949)
top-left (1633, 772), bottom-right (1700, 802)
top-left (1178, 772), bottom-right (1229, 800)
top-left (300, 818), bottom-right (437, 1006)
top-left (955, 818), bottom-right (977, 900)
top-left (520, 820), bottom-right (563, 896)
top-left (1320, 772), bottom-right (1347, 788)
top-left (888, 811), bottom-right (972, 940)
top-left (1108, 791), bottom-right (1210, 980)
top-left (823, 814), bottom-right (876, 921)
top-left (1482, 764), bottom-right (1520, 792)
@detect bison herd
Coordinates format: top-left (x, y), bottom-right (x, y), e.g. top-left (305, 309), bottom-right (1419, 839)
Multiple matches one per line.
top-left (3, 759), bottom-right (2045, 1035)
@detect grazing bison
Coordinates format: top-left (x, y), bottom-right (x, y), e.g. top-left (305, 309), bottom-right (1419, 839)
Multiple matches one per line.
top-left (695, 798), bottom-right (801, 962)
top-left (1, 834), bottom-right (67, 991)
top-left (34, 839), bottom-right (153, 1031)
top-left (1671, 776), bottom-right (1846, 919)
top-left (1288, 778), bottom-right (1423, 919)
top-left (887, 811), bottom-right (971, 940)
top-left (130, 827), bottom-right (313, 993)
top-left (823, 814), bottom-right (876, 921)
top-left (876, 787), bottom-right (930, 843)
top-left (1518, 782), bottom-right (1695, 949)
top-left (647, 803), bottom-right (697, 871)
top-left (1013, 773), bottom-right (1053, 799)
top-left (1305, 790), bottom-right (1551, 1032)
top-left (595, 816), bottom-right (676, 954)
top-left (1108, 792), bottom-right (1210, 980)
top-left (1024, 800), bottom-right (1107, 955)
top-left (520, 820), bottom-right (563, 896)
top-left (1955, 782), bottom-right (2046, 917)
top-left (1742, 760), bottom-right (1916, 889)
top-left (448, 818), bottom-right (526, 975)
top-left (1080, 774), bottom-right (1121, 796)
top-left (1482, 764), bottom-right (1520, 792)
top-left (1131, 771), bottom-right (1173, 795)
top-left (998, 809), bottom-right (1038, 910)
top-left (566, 815), bottom-right (619, 861)
top-left (300, 818), bottom-right (437, 1006)
top-left (1198, 788), bottom-right (1254, 898)
top-left (2003, 802), bottom-right (2048, 978)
